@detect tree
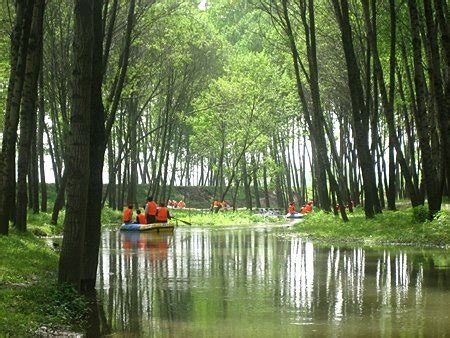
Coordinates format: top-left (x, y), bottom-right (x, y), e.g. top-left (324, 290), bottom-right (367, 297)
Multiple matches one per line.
top-left (58, 0), bottom-right (94, 289)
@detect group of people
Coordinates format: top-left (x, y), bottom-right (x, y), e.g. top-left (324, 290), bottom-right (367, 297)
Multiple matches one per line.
top-left (211, 200), bottom-right (229, 210)
top-left (287, 200), bottom-right (314, 215)
top-left (123, 196), bottom-right (172, 225)
top-left (168, 200), bottom-right (186, 209)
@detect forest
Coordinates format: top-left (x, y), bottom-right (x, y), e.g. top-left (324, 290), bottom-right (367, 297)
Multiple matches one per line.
top-left (0, 0), bottom-right (449, 335)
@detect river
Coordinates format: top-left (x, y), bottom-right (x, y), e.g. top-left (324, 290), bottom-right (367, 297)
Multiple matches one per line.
top-left (90, 225), bottom-right (449, 337)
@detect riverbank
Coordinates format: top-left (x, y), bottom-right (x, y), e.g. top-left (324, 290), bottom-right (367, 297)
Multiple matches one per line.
top-left (292, 207), bottom-right (450, 247)
top-left (0, 232), bottom-right (87, 336)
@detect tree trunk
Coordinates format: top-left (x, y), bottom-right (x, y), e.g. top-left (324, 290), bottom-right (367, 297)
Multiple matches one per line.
top-left (107, 137), bottom-right (116, 208)
top-left (433, 0), bottom-right (450, 196)
top-left (407, 0), bottom-right (442, 217)
top-left (0, 0), bottom-right (34, 234)
top-left (262, 156), bottom-right (270, 208)
top-left (126, 96), bottom-right (138, 207)
top-left (58, 0), bottom-right (94, 290)
top-left (242, 159), bottom-right (252, 210)
top-left (51, 171), bottom-right (66, 224)
top-left (251, 155), bottom-right (261, 209)
top-left (279, 0), bottom-right (331, 211)
top-left (423, 0), bottom-right (449, 198)
top-left (15, 0), bottom-right (45, 231)
top-left (332, 0), bottom-right (381, 218)
top-left (30, 102), bottom-right (40, 214)
top-left (387, 138), bottom-right (396, 210)
top-left (38, 65), bottom-right (47, 212)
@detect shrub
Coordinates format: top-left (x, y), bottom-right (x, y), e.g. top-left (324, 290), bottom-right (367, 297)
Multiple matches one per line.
top-left (412, 205), bottom-right (429, 223)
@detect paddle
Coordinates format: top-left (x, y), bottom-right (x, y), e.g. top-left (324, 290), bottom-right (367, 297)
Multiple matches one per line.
top-left (172, 217), bottom-right (192, 226)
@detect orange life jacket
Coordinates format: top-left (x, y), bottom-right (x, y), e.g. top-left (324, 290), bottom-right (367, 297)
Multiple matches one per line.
top-left (137, 213), bottom-right (147, 224)
top-left (156, 207), bottom-right (169, 222)
top-left (147, 201), bottom-right (157, 216)
top-left (305, 204), bottom-right (313, 213)
top-left (123, 208), bottom-right (132, 222)
top-left (288, 205), bottom-right (295, 214)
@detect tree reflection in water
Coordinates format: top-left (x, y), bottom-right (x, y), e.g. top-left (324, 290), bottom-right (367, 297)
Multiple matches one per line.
top-left (89, 227), bottom-right (449, 337)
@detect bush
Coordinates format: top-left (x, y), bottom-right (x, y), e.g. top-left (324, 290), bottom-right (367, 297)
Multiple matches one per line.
top-left (412, 205), bottom-right (429, 223)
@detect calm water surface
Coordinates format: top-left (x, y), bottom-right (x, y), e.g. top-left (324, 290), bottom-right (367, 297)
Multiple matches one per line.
top-left (92, 225), bottom-right (450, 337)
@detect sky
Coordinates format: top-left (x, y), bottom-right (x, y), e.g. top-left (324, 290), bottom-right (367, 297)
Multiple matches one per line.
top-left (198, 0), bottom-right (207, 10)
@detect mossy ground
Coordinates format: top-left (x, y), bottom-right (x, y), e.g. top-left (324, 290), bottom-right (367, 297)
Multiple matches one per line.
top-left (293, 207), bottom-right (450, 246)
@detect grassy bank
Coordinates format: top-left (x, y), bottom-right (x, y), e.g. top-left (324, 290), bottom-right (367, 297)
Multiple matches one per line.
top-left (0, 232), bottom-right (87, 336)
top-left (169, 209), bottom-right (283, 226)
top-left (293, 207), bottom-right (450, 246)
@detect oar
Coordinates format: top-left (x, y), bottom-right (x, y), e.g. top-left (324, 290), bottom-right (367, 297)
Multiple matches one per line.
top-left (172, 217), bottom-right (192, 226)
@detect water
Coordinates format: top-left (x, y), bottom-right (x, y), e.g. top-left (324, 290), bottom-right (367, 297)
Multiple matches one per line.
top-left (93, 225), bottom-right (450, 337)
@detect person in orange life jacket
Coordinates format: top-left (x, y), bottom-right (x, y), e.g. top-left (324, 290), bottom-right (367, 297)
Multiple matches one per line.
top-left (145, 196), bottom-right (157, 224)
top-left (123, 205), bottom-right (133, 223)
top-left (155, 202), bottom-right (171, 223)
top-left (135, 209), bottom-right (147, 224)
top-left (305, 201), bottom-right (313, 213)
top-left (288, 202), bottom-right (296, 214)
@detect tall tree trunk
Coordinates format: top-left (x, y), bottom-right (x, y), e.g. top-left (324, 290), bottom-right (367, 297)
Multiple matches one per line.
top-left (407, 0), bottom-right (442, 217)
top-left (433, 0), bottom-right (450, 196)
top-left (423, 0), bottom-right (449, 197)
top-left (279, 0), bottom-right (331, 211)
top-left (242, 158), bottom-right (252, 210)
top-left (51, 171), bottom-right (66, 224)
top-left (332, 0), bottom-right (381, 218)
top-left (126, 96), bottom-right (138, 207)
top-left (251, 155), bottom-right (261, 209)
top-left (15, 0), bottom-right (45, 231)
top-left (30, 102), bottom-right (40, 214)
top-left (38, 66), bottom-right (47, 212)
top-left (262, 155), bottom-right (270, 208)
top-left (81, 0), bottom-right (107, 292)
top-left (107, 137), bottom-right (116, 208)
top-left (387, 138), bottom-right (396, 210)
top-left (58, 0), bottom-right (94, 290)
top-left (0, 0), bottom-right (34, 234)
top-left (302, 0), bottom-right (348, 218)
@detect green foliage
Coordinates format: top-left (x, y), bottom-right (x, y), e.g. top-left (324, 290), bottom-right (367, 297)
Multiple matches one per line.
top-left (412, 205), bottom-right (429, 223)
top-left (0, 2), bottom-right (12, 129)
top-left (27, 211), bottom-right (64, 236)
top-left (294, 208), bottom-right (450, 246)
top-left (101, 207), bottom-right (122, 225)
top-left (0, 234), bottom-right (87, 336)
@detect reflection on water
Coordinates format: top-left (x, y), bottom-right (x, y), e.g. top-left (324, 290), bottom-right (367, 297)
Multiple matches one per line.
top-left (92, 227), bottom-right (450, 337)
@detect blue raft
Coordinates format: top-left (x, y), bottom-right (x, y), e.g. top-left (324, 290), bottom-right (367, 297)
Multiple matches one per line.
top-left (120, 221), bottom-right (175, 232)
top-left (285, 212), bottom-right (305, 219)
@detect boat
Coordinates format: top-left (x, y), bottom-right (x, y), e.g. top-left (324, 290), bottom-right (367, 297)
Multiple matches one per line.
top-left (285, 212), bottom-right (305, 219)
top-left (120, 221), bottom-right (175, 232)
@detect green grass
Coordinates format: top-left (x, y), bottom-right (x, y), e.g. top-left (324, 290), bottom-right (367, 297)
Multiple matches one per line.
top-left (0, 231), bottom-right (87, 336)
top-left (27, 210), bottom-right (65, 236)
top-left (169, 209), bottom-right (283, 226)
top-left (293, 207), bottom-right (450, 246)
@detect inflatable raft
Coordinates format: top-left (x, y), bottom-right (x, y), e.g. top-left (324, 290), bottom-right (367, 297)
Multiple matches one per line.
top-left (285, 212), bottom-right (305, 219)
top-left (120, 221), bottom-right (175, 232)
